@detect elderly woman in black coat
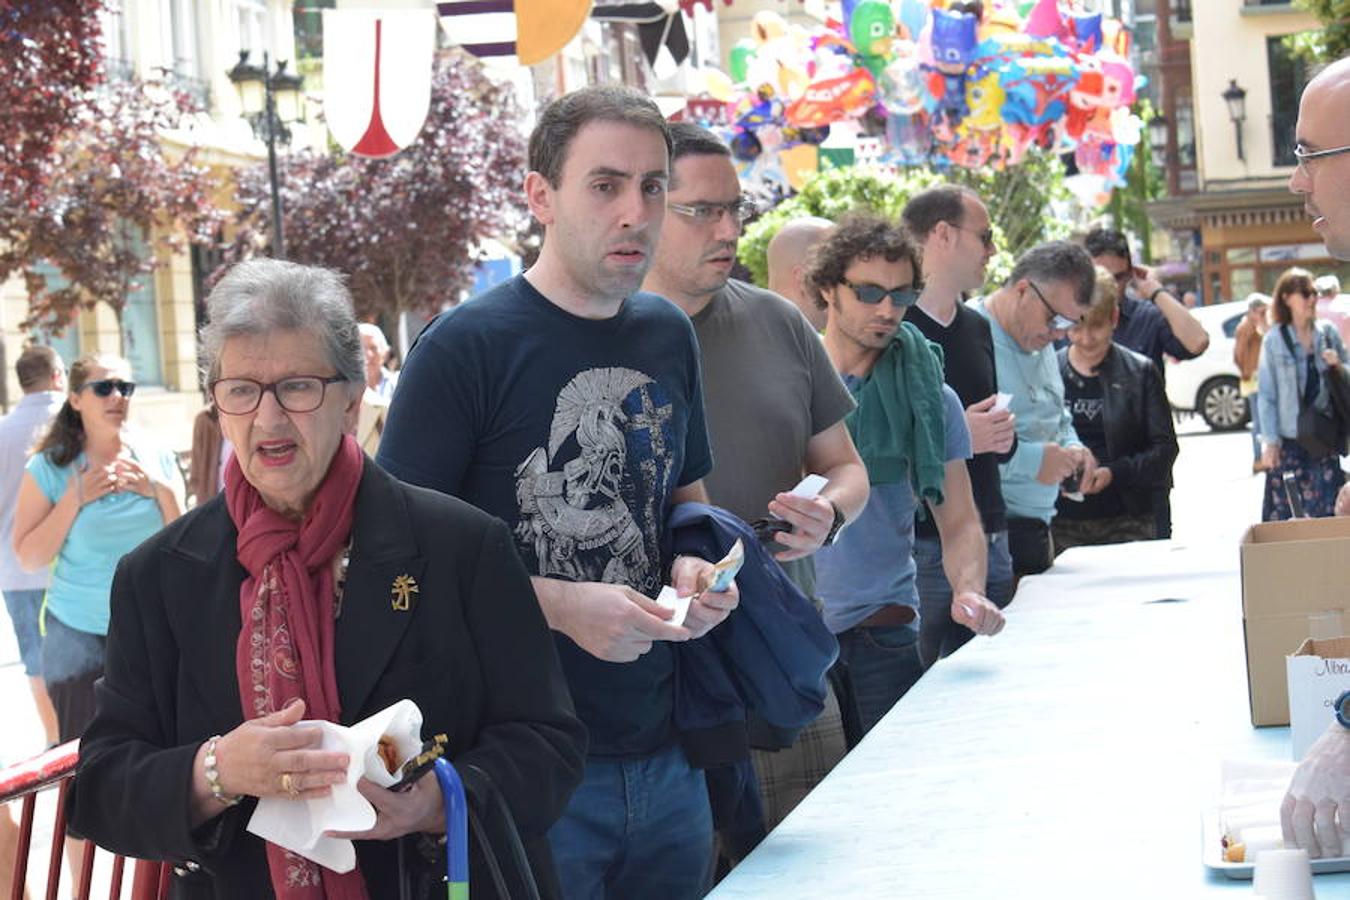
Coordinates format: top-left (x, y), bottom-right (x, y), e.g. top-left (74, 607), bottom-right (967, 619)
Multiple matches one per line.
top-left (69, 259), bottom-right (586, 899)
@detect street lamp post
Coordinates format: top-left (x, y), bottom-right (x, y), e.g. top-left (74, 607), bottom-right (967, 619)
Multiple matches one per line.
top-left (1222, 78), bottom-right (1248, 163)
top-left (227, 50), bottom-right (304, 258)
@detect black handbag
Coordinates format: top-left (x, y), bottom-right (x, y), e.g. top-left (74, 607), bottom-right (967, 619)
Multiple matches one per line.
top-left (1279, 324), bottom-right (1345, 458)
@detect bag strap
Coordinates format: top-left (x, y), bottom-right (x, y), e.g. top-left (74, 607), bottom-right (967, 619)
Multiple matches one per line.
top-left (1280, 324), bottom-right (1319, 408)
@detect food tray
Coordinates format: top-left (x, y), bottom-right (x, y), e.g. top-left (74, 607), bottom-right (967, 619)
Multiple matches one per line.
top-left (1202, 807), bottom-right (1350, 879)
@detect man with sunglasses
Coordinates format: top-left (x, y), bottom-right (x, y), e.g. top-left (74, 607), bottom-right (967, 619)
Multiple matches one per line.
top-left (1281, 56), bottom-right (1350, 862)
top-left (1083, 227), bottom-right (1209, 382)
top-left (643, 123), bottom-right (869, 840)
top-left (901, 185), bottom-right (1018, 667)
top-left (975, 241), bottom-right (1098, 577)
top-left (809, 213), bottom-right (1005, 737)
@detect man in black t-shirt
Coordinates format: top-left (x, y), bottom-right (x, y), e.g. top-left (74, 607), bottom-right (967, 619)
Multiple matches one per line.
top-left (379, 87), bottom-right (736, 899)
top-left (901, 185), bottom-right (1018, 667)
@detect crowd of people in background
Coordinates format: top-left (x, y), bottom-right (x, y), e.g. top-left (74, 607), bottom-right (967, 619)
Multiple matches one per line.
top-left (0, 54), bottom-right (1347, 897)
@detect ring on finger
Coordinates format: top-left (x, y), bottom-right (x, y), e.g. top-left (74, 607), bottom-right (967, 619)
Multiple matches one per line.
top-left (280, 772), bottom-right (299, 797)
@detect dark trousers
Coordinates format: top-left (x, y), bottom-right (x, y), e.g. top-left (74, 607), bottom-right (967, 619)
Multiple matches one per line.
top-left (1007, 516), bottom-right (1054, 577)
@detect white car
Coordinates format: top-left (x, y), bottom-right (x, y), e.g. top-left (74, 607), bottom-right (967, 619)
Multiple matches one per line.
top-left (1164, 300), bottom-right (1250, 431)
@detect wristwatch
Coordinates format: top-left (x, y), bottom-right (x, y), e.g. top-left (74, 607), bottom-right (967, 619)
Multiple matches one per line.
top-left (1335, 689), bottom-right (1350, 729)
top-left (822, 499), bottom-right (847, 546)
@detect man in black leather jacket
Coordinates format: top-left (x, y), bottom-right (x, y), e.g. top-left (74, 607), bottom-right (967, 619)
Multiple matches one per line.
top-left (1052, 268), bottom-right (1179, 554)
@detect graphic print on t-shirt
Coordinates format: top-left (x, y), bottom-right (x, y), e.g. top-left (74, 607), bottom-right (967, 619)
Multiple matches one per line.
top-left (1070, 396), bottom-right (1103, 422)
top-left (513, 366), bottom-right (676, 598)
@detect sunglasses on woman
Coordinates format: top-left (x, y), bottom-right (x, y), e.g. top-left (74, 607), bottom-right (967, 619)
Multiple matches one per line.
top-left (81, 379), bottom-right (136, 398)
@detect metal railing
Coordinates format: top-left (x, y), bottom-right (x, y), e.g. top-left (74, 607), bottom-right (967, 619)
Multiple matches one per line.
top-left (1, 744), bottom-right (166, 900)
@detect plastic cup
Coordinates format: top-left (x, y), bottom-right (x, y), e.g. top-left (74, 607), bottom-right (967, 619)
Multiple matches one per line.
top-left (1252, 848), bottom-right (1316, 899)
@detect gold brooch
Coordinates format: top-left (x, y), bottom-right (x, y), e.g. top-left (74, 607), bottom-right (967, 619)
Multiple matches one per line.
top-left (391, 574), bottom-right (419, 611)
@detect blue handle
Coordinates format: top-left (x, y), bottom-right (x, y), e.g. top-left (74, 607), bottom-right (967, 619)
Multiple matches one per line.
top-left (432, 757), bottom-right (468, 900)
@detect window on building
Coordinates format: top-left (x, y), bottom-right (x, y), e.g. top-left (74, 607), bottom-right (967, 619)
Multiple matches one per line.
top-left (158, 0), bottom-right (210, 107)
top-left (294, 1), bottom-right (334, 61)
top-left (1174, 95), bottom-right (1196, 168)
top-left (100, 2), bottom-right (133, 79)
top-left (1267, 34), bottom-right (1311, 167)
top-left (235, 0), bottom-right (269, 57)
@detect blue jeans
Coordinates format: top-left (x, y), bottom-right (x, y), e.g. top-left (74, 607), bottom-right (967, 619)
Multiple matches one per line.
top-left (914, 531), bottom-right (1014, 669)
top-left (836, 623), bottom-right (925, 738)
top-left (1249, 393), bottom-right (1262, 462)
top-left (548, 744), bottom-right (712, 899)
top-left (2, 588), bottom-right (44, 676)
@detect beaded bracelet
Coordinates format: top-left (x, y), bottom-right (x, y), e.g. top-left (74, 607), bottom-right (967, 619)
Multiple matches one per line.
top-left (204, 735), bottom-right (242, 807)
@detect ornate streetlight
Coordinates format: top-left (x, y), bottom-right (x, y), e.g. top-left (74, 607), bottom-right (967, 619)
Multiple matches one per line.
top-left (227, 50), bottom-right (304, 257)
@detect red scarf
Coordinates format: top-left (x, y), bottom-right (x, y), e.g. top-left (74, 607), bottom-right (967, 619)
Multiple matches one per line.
top-left (226, 435), bottom-right (369, 900)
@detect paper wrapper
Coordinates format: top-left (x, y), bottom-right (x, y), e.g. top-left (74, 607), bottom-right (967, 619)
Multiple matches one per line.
top-left (246, 699), bottom-right (424, 873)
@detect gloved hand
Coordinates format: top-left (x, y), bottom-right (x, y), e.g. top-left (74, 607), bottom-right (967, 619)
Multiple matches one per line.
top-left (1281, 721), bottom-right (1350, 859)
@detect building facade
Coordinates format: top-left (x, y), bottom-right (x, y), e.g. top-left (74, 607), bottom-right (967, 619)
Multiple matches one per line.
top-left (1149, 0), bottom-right (1346, 305)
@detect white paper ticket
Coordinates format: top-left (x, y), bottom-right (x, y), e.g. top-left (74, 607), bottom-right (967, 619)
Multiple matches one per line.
top-left (655, 586), bottom-right (691, 628)
top-left (790, 474), bottom-right (829, 499)
top-left (993, 392), bottom-right (1013, 413)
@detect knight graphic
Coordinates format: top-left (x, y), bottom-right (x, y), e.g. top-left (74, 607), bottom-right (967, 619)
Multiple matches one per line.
top-left (515, 368), bottom-right (669, 591)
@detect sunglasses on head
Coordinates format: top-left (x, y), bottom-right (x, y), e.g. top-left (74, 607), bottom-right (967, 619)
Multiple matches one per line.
top-left (842, 279), bottom-right (922, 307)
top-left (82, 379), bottom-right (136, 398)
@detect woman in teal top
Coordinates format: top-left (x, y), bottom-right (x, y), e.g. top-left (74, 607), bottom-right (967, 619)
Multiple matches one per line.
top-left (12, 353), bottom-right (182, 741)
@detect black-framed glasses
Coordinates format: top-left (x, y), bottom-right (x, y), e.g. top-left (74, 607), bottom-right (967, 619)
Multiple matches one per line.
top-left (842, 279), bottom-right (923, 307)
top-left (1028, 281), bottom-right (1078, 331)
top-left (210, 375), bottom-right (347, 415)
top-left (1294, 143), bottom-right (1350, 172)
top-left (81, 379), bottom-right (136, 398)
top-left (949, 222), bottom-right (996, 250)
top-left (667, 196), bottom-right (757, 226)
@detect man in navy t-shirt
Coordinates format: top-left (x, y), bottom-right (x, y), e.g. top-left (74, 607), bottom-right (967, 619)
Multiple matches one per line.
top-left (378, 86), bottom-right (736, 899)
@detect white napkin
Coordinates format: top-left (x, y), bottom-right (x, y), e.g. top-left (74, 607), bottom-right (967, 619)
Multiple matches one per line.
top-left (246, 699), bottom-right (424, 873)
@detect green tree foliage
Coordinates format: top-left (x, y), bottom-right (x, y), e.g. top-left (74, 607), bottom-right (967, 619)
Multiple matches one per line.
top-left (1284, 0), bottom-right (1350, 65)
top-left (739, 149), bottom-right (1071, 289)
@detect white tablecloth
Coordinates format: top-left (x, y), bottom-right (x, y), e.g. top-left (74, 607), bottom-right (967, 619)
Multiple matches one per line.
top-left (709, 539), bottom-right (1350, 898)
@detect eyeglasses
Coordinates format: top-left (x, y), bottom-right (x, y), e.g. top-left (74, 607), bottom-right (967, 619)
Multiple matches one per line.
top-left (210, 375), bottom-right (347, 415)
top-left (949, 222), bottom-right (996, 250)
top-left (81, 379), bottom-right (136, 398)
top-left (1028, 281), bottom-right (1078, 331)
top-left (1294, 143), bottom-right (1350, 173)
top-left (667, 196), bottom-right (757, 226)
top-left (842, 279), bottom-right (923, 307)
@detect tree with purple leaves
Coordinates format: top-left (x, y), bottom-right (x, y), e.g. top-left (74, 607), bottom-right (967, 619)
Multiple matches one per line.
top-left (221, 51), bottom-right (529, 322)
top-left (0, 1), bottom-right (223, 336)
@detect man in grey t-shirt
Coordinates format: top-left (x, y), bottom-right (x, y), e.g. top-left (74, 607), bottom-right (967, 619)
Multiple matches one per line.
top-left (0, 345), bottom-right (65, 747)
top-left (644, 124), bottom-right (869, 838)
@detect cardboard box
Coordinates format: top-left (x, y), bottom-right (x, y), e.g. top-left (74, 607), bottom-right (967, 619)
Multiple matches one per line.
top-left (1287, 637), bottom-right (1350, 758)
top-left (1240, 517), bottom-right (1350, 726)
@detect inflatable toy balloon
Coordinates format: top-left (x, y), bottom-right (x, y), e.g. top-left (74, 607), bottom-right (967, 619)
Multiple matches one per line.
top-left (878, 55), bottom-right (927, 115)
top-left (850, 0), bottom-right (896, 58)
top-left (926, 9), bottom-right (979, 130)
top-left (785, 69), bottom-right (877, 128)
top-left (1070, 13), bottom-right (1103, 53)
top-left (1023, 0), bottom-right (1062, 39)
top-left (751, 10), bottom-right (789, 44)
top-left (897, 0), bottom-right (930, 41)
top-left (1097, 51), bottom-right (1136, 108)
top-left (961, 69), bottom-right (1006, 135)
top-left (703, 67), bottom-right (736, 102)
top-left (729, 39), bottom-right (756, 83)
top-left (731, 130), bottom-right (763, 162)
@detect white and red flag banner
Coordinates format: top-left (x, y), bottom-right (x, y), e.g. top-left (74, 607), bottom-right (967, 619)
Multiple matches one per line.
top-left (322, 9), bottom-right (435, 159)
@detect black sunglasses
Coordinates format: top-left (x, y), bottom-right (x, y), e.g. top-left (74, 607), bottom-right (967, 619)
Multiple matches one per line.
top-left (842, 279), bottom-right (922, 307)
top-left (82, 379), bottom-right (136, 398)
top-left (950, 222), bottom-right (996, 250)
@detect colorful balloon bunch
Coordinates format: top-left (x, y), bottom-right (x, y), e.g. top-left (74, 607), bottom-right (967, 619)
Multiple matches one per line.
top-left (691, 0), bottom-right (1145, 202)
